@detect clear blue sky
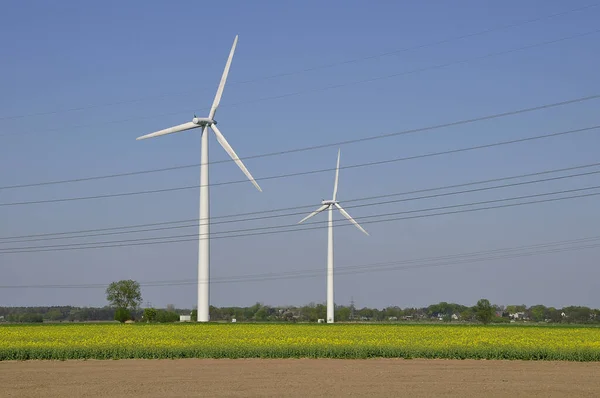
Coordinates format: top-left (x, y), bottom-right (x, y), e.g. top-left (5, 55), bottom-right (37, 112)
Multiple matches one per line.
top-left (1, 0), bottom-right (599, 310)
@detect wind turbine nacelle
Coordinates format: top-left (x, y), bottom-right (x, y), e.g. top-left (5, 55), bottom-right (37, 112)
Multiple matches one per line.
top-left (192, 117), bottom-right (215, 126)
top-left (322, 200), bottom-right (338, 206)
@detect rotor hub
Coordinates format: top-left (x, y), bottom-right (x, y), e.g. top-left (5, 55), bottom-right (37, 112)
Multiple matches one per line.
top-left (192, 117), bottom-right (216, 126)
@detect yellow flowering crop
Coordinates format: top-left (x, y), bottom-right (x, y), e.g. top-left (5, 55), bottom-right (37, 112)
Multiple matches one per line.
top-left (1, 323), bottom-right (599, 361)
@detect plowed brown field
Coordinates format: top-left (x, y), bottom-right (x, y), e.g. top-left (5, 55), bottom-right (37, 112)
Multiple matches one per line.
top-left (2, 358), bottom-right (599, 397)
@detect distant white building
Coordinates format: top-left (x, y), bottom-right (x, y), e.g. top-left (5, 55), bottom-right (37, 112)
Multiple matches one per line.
top-left (179, 315), bottom-right (191, 322)
top-left (509, 312), bottom-right (526, 320)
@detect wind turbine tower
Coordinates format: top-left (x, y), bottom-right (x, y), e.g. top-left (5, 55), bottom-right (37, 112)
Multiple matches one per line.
top-left (298, 150), bottom-right (369, 323)
top-left (136, 35), bottom-right (262, 322)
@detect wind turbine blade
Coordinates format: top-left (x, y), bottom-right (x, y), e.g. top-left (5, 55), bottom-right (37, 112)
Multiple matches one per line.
top-left (332, 149), bottom-right (340, 201)
top-left (208, 35), bottom-right (238, 120)
top-left (210, 124), bottom-right (262, 192)
top-left (298, 204), bottom-right (329, 224)
top-left (136, 122), bottom-right (199, 140)
top-left (334, 203), bottom-right (369, 236)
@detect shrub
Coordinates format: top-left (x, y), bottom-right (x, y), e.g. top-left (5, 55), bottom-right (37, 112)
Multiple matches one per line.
top-left (114, 307), bottom-right (131, 323)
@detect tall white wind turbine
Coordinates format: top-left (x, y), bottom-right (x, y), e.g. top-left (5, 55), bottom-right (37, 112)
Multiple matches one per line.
top-left (298, 149), bottom-right (369, 323)
top-left (136, 35), bottom-right (262, 322)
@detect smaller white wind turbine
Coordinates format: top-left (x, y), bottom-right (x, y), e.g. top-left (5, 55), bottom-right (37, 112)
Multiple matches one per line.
top-left (298, 149), bottom-right (369, 323)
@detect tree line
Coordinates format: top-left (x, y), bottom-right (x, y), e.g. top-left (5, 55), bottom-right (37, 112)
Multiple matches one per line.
top-left (0, 279), bottom-right (597, 324)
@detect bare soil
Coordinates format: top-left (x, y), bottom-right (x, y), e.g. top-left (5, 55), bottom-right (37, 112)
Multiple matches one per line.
top-left (1, 358), bottom-right (600, 397)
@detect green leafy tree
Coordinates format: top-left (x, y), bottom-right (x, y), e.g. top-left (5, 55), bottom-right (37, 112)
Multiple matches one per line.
top-left (143, 308), bottom-right (157, 323)
top-left (210, 305), bottom-right (222, 320)
top-left (45, 309), bottom-right (63, 321)
top-left (300, 303), bottom-right (326, 322)
top-left (246, 302), bottom-right (261, 319)
top-left (529, 305), bottom-right (547, 322)
top-left (254, 306), bottom-right (269, 321)
top-left (358, 307), bottom-right (374, 319)
top-left (19, 313), bottom-right (44, 323)
top-left (506, 304), bottom-right (527, 314)
top-left (105, 280), bottom-right (142, 315)
top-left (547, 307), bottom-right (563, 323)
top-left (335, 306), bottom-right (351, 321)
top-left (475, 298), bottom-right (494, 324)
top-left (562, 306), bottom-right (591, 324)
top-left (155, 309), bottom-right (180, 323)
top-left (460, 308), bottom-right (474, 322)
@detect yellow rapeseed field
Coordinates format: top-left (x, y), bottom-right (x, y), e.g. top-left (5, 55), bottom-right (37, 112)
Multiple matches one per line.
top-left (1, 323), bottom-right (599, 361)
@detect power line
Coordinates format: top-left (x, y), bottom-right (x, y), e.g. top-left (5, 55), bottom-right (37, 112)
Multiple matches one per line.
top-left (2, 235), bottom-right (598, 288)
top-left (3, 160), bottom-right (598, 241)
top-left (2, 186), bottom-right (599, 254)
top-left (4, 184), bottom-right (598, 250)
top-left (3, 28), bottom-right (599, 140)
top-left (2, 166), bottom-right (600, 244)
top-left (1, 3), bottom-right (596, 122)
top-left (296, 242), bottom-right (600, 283)
top-left (3, 94), bottom-right (598, 191)
top-left (311, 237), bottom-right (600, 276)
top-left (2, 124), bottom-right (598, 207)
top-left (7, 236), bottom-right (600, 286)
top-left (140, 242), bottom-right (600, 285)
